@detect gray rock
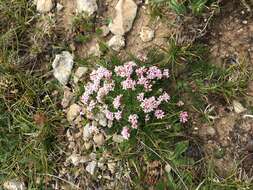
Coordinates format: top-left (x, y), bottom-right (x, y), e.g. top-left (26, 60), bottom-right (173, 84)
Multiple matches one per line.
top-left (73, 67), bottom-right (88, 83)
top-left (140, 27), bottom-right (154, 42)
top-left (52, 51), bottom-right (74, 85)
top-left (84, 141), bottom-right (93, 150)
top-left (232, 100), bottom-right (246, 113)
top-left (76, 0), bottom-right (98, 15)
top-left (56, 3), bottom-right (64, 12)
top-left (83, 124), bottom-right (92, 141)
top-left (61, 88), bottom-right (74, 108)
top-left (88, 43), bottom-right (101, 57)
top-left (67, 104), bottom-right (81, 122)
top-left (93, 133), bottom-right (105, 146)
top-left (109, 0), bottom-right (137, 35)
top-left (107, 162), bottom-right (116, 174)
top-left (95, 112), bottom-right (107, 127)
top-left (86, 161), bottom-right (97, 175)
top-left (68, 154), bottom-right (89, 166)
top-left (107, 35), bottom-right (125, 51)
top-left (3, 179), bottom-right (26, 190)
top-left (36, 0), bottom-right (53, 13)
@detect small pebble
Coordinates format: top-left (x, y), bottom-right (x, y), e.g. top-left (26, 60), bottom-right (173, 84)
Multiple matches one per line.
top-left (242, 20), bottom-right (248, 25)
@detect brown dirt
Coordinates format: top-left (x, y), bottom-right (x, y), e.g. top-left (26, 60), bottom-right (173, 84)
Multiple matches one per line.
top-left (194, 1), bottom-right (253, 180)
top-left (209, 1), bottom-right (253, 67)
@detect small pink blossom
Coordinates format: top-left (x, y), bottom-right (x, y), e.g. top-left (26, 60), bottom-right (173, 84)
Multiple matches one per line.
top-left (114, 111), bottom-right (122, 121)
top-left (158, 92), bottom-right (170, 103)
top-left (90, 125), bottom-right (99, 133)
top-left (137, 52), bottom-right (148, 62)
top-left (114, 61), bottom-right (136, 78)
top-left (122, 78), bottom-right (136, 90)
top-left (87, 100), bottom-right (96, 112)
top-left (180, 111), bottom-right (188, 123)
top-left (90, 66), bottom-right (112, 81)
top-left (121, 127), bottom-right (130, 139)
top-left (155, 109), bottom-right (165, 119)
top-left (96, 82), bottom-right (115, 103)
top-left (128, 114), bottom-right (139, 129)
top-left (140, 96), bottom-right (160, 113)
top-left (147, 66), bottom-right (163, 80)
top-left (113, 95), bottom-right (122, 109)
top-left (163, 69), bottom-right (170, 78)
top-left (136, 67), bottom-right (147, 77)
top-left (85, 82), bottom-right (99, 95)
top-left (137, 93), bottom-right (144, 102)
top-left (105, 110), bottom-right (114, 121)
top-left (81, 93), bottom-right (90, 105)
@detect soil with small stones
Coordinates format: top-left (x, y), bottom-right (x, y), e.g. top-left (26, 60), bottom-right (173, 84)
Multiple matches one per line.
top-left (196, 0), bottom-right (253, 180)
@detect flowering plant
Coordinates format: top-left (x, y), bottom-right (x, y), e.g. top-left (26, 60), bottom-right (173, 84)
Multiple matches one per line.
top-left (80, 61), bottom-right (188, 140)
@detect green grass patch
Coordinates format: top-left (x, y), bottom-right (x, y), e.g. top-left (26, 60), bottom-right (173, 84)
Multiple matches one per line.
top-left (0, 63), bottom-right (64, 188)
top-left (149, 0), bottom-right (220, 16)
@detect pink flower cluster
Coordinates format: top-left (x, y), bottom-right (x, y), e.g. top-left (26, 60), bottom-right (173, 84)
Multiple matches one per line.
top-left (128, 114), bottom-right (138, 129)
top-left (180, 111), bottom-right (188, 123)
top-left (114, 61), bottom-right (136, 78)
top-left (113, 95), bottom-right (122, 109)
top-left (80, 62), bottom-right (182, 141)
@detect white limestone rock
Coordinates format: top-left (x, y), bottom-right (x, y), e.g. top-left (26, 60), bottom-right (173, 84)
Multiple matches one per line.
top-left (36, 0), bottom-right (54, 13)
top-left (93, 133), bottom-right (105, 146)
top-left (52, 51), bottom-right (74, 85)
top-left (73, 67), bottom-right (88, 83)
top-left (76, 0), bottom-right (98, 16)
top-left (3, 179), bottom-right (26, 190)
top-left (86, 161), bottom-right (97, 175)
top-left (109, 0), bottom-right (138, 35)
top-left (107, 35), bottom-right (125, 51)
top-left (67, 104), bottom-right (81, 122)
top-left (140, 26), bottom-right (154, 42)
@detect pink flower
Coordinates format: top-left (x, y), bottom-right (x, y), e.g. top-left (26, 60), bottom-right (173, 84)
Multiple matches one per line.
top-left (140, 96), bottom-right (160, 113)
top-left (180, 111), bottom-right (188, 123)
top-left (114, 111), bottom-right (122, 121)
top-left (158, 92), bottom-right (170, 103)
top-left (147, 66), bottom-right (163, 80)
top-left (96, 82), bottom-right (115, 103)
top-left (136, 67), bottom-right (147, 77)
top-left (121, 127), bottom-right (130, 139)
top-left (85, 82), bottom-right (99, 95)
top-left (105, 110), bottom-right (114, 121)
top-left (137, 52), bottom-right (148, 62)
top-left (122, 78), bottom-right (136, 90)
top-left (114, 61), bottom-right (136, 78)
top-left (137, 93), bottom-right (144, 102)
top-left (87, 100), bottom-right (96, 112)
top-left (163, 69), bottom-right (170, 78)
top-left (155, 109), bottom-right (165, 119)
top-left (90, 66), bottom-right (112, 81)
top-left (113, 95), bottom-right (122, 109)
top-left (81, 93), bottom-right (90, 105)
top-left (128, 114), bottom-right (139, 129)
